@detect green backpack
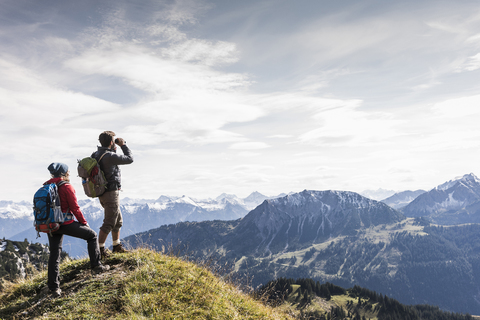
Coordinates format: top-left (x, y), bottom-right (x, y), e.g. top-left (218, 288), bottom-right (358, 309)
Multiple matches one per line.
top-left (77, 153), bottom-right (108, 198)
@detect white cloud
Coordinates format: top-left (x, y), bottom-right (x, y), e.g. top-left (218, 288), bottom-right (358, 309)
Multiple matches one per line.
top-left (162, 39), bottom-right (239, 66)
top-left (268, 134), bottom-right (293, 139)
top-left (461, 53), bottom-right (480, 71)
top-left (432, 94), bottom-right (480, 118)
top-left (60, 23), bottom-right (265, 146)
top-left (72, 47), bottom-right (246, 94)
top-left (229, 142), bottom-right (270, 150)
top-left (0, 58), bottom-right (119, 153)
top-left (237, 151), bottom-right (261, 157)
top-left (297, 100), bottom-right (400, 147)
top-left (3, 0), bottom-right (480, 202)
top-left (466, 33), bottom-right (480, 43)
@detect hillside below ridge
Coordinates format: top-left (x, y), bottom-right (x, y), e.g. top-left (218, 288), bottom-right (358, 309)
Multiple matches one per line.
top-left (234, 217), bottom-right (427, 278)
top-left (0, 248), bottom-right (292, 319)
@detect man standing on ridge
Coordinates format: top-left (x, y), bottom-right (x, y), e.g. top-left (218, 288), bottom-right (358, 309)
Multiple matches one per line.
top-left (92, 130), bottom-right (134, 259)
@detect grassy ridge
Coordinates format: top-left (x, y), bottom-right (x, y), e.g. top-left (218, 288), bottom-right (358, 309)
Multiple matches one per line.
top-left (0, 249), bottom-right (293, 319)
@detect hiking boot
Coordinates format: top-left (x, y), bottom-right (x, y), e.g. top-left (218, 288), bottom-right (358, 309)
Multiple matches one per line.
top-left (92, 263), bottom-right (110, 275)
top-left (52, 288), bottom-right (62, 297)
top-left (41, 286), bottom-right (61, 297)
top-left (100, 247), bottom-right (111, 259)
top-left (112, 243), bottom-right (129, 253)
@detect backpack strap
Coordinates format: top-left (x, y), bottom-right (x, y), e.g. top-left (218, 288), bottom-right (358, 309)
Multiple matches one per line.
top-left (57, 180), bottom-right (67, 187)
top-left (95, 151), bottom-right (112, 191)
top-left (54, 180), bottom-right (70, 215)
top-left (95, 151), bottom-right (108, 175)
top-left (98, 152), bottom-right (107, 163)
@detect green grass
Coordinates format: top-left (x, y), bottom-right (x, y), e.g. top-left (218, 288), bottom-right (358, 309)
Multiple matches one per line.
top-left (0, 249), bottom-right (294, 319)
top-left (270, 288), bottom-right (381, 320)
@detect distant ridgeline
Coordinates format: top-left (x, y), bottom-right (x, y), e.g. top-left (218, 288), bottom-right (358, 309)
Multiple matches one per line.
top-left (0, 239), bottom-right (66, 281)
top-left (257, 278), bottom-right (474, 320)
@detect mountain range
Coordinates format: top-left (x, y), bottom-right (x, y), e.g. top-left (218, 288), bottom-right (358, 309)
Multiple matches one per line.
top-left (380, 189), bottom-right (426, 209)
top-left (5, 173), bottom-right (480, 314)
top-left (1, 192), bottom-right (277, 258)
top-left (226, 190), bottom-right (404, 257)
top-left (124, 182), bottom-right (480, 314)
top-left (124, 189), bottom-right (407, 261)
top-left (4, 174), bottom-right (480, 258)
top-left (401, 173), bottom-right (480, 224)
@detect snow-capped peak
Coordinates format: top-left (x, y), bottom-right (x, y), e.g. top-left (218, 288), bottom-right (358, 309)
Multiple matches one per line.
top-left (175, 195), bottom-right (198, 206)
top-left (244, 191), bottom-right (266, 202)
top-left (267, 190), bottom-right (379, 213)
top-left (215, 193), bottom-right (239, 201)
top-left (435, 173), bottom-right (480, 191)
top-left (460, 173), bottom-right (480, 183)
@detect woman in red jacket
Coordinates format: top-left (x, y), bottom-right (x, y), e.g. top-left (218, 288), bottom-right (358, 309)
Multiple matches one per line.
top-left (45, 162), bottom-right (109, 297)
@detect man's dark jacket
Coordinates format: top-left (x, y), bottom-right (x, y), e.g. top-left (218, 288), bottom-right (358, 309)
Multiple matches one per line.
top-left (92, 145), bottom-right (133, 192)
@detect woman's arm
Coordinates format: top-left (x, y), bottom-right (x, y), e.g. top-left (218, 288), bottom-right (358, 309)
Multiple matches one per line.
top-left (61, 184), bottom-right (88, 225)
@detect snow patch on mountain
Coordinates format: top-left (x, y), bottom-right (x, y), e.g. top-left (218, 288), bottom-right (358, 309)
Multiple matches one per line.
top-left (143, 194), bottom-right (246, 212)
top-left (275, 190), bottom-right (379, 213)
top-left (122, 205), bottom-right (139, 214)
top-left (285, 192), bottom-right (305, 206)
top-left (402, 173), bottom-right (480, 223)
top-left (427, 192), bottom-right (465, 212)
top-left (253, 190), bottom-right (399, 234)
top-left (0, 201), bottom-right (32, 220)
top-left (145, 202), bottom-right (168, 211)
top-left (142, 192), bottom-right (278, 212)
top-left (177, 196), bottom-right (198, 206)
top-left (121, 197), bottom-right (157, 205)
top-left (435, 173), bottom-right (480, 191)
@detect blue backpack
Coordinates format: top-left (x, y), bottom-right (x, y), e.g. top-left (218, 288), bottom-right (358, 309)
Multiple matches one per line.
top-left (33, 181), bottom-right (67, 237)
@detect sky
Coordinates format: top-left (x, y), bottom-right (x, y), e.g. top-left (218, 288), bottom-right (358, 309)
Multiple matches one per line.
top-left (2, 0), bottom-right (480, 202)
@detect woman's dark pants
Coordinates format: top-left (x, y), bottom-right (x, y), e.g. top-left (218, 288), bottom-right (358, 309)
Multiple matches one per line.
top-left (47, 222), bottom-right (100, 290)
